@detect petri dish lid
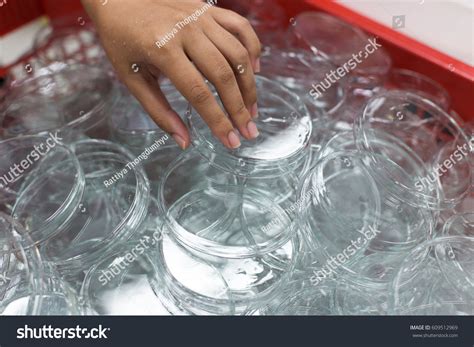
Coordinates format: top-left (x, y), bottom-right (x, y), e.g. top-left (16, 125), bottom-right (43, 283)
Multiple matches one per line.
top-left (1, 136), bottom-right (84, 248)
top-left (1, 64), bottom-right (118, 138)
top-left (356, 90), bottom-right (472, 210)
top-left (188, 76), bottom-right (312, 178)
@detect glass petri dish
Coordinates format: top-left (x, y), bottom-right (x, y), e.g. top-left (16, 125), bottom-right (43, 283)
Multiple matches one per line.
top-left (290, 12), bottom-right (391, 88)
top-left (1, 64), bottom-right (118, 141)
top-left (260, 47), bottom-right (347, 117)
top-left (15, 140), bottom-right (150, 275)
top-left (391, 236), bottom-right (474, 315)
top-left (317, 131), bottom-right (434, 253)
top-left (299, 151), bottom-right (382, 267)
top-left (0, 212), bottom-right (44, 315)
top-left (81, 241), bottom-right (169, 315)
top-left (383, 69), bottom-right (451, 110)
top-left (188, 76), bottom-right (312, 178)
top-left (154, 231), bottom-right (297, 315)
top-left (356, 90), bottom-right (472, 210)
top-left (0, 136), bottom-right (84, 248)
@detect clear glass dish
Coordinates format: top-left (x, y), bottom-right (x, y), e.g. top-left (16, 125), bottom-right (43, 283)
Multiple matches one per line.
top-left (0, 136), bottom-right (85, 248)
top-left (160, 152), bottom-right (296, 257)
top-left (188, 76), bottom-right (312, 178)
top-left (1, 64), bottom-right (118, 141)
top-left (391, 236), bottom-right (474, 315)
top-left (13, 140), bottom-right (150, 275)
top-left (290, 11), bottom-right (392, 88)
top-left (356, 90), bottom-right (472, 210)
top-left (154, 231), bottom-right (297, 315)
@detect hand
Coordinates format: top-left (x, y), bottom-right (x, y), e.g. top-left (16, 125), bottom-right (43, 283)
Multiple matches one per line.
top-left (82, 0), bottom-right (262, 149)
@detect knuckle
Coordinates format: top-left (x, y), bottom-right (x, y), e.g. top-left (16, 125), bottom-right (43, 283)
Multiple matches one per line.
top-left (190, 84), bottom-right (212, 105)
top-left (216, 65), bottom-right (235, 85)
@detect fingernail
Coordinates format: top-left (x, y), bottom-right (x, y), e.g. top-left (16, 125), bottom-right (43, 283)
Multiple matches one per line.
top-left (172, 134), bottom-right (187, 150)
top-left (247, 121), bottom-right (259, 139)
top-left (255, 58), bottom-right (261, 73)
top-left (250, 103), bottom-right (258, 119)
top-left (227, 130), bottom-right (241, 149)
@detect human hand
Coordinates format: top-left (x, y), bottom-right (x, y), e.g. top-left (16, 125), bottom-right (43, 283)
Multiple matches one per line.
top-left (82, 0), bottom-right (262, 149)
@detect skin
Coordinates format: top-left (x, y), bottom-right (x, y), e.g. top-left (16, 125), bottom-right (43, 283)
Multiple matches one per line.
top-left (82, 0), bottom-right (262, 149)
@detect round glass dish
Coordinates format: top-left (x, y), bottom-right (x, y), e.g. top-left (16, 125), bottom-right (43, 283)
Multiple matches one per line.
top-left (391, 236), bottom-right (474, 315)
top-left (14, 140), bottom-right (150, 275)
top-left (0, 64), bottom-right (118, 141)
top-left (159, 148), bottom-right (299, 258)
top-left (154, 230), bottom-right (297, 315)
top-left (290, 11), bottom-right (391, 88)
top-left (260, 47), bottom-right (347, 117)
top-left (298, 151), bottom-right (382, 268)
top-left (356, 90), bottom-right (472, 210)
top-left (0, 212), bottom-right (45, 315)
top-left (188, 75), bottom-right (312, 178)
top-left (316, 131), bottom-right (434, 253)
top-left (81, 241), bottom-right (169, 315)
top-left (0, 136), bottom-right (84, 248)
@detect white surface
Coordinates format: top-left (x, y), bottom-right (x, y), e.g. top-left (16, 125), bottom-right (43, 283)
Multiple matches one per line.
top-left (0, 17), bottom-right (47, 68)
top-left (338, 0), bottom-right (474, 66)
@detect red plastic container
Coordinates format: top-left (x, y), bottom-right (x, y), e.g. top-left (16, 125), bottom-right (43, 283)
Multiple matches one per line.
top-left (276, 0), bottom-right (473, 122)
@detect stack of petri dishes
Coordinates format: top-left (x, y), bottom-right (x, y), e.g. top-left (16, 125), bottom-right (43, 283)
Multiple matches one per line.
top-left (151, 76), bottom-right (312, 314)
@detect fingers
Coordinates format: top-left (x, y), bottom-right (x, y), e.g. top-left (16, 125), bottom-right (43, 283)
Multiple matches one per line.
top-left (211, 7), bottom-right (262, 72)
top-left (122, 73), bottom-right (190, 150)
top-left (184, 33), bottom-right (258, 141)
top-left (204, 21), bottom-right (258, 119)
top-left (158, 52), bottom-right (242, 149)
